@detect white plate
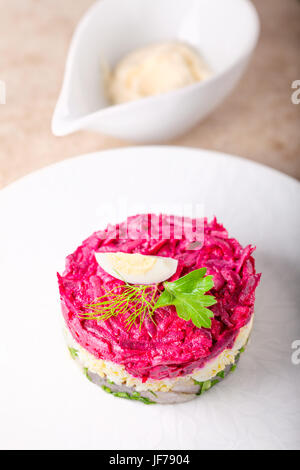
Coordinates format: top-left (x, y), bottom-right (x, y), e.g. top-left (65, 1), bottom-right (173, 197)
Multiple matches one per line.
top-left (0, 146), bottom-right (299, 450)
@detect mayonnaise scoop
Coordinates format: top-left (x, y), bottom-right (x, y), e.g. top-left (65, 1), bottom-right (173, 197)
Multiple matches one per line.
top-left (108, 42), bottom-right (211, 104)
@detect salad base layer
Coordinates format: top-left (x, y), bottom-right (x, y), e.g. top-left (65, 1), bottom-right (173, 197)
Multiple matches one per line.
top-left (69, 348), bottom-right (243, 404)
top-left (65, 315), bottom-right (252, 403)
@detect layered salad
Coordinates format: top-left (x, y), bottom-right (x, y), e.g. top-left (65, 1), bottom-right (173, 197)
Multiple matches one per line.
top-left (58, 215), bottom-right (261, 404)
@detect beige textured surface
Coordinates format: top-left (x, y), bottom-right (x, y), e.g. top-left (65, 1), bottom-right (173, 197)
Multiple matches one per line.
top-left (0, 0), bottom-right (299, 190)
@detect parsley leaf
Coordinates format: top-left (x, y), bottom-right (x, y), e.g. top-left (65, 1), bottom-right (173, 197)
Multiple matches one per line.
top-left (154, 268), bottom-right (217, 328)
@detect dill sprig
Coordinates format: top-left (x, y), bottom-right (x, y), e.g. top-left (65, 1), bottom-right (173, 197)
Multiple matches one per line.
top-left (78, 268), bottom-right (216, 331)
top-left (79, 283), bottom-right (159, 330)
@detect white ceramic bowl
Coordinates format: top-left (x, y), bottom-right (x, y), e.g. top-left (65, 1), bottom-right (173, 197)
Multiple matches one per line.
top-left (52, 0), bottom-right (259, 143)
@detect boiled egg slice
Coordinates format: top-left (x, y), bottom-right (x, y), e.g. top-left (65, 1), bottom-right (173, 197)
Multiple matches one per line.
top-left (95, 252), bottom-right (178, 285)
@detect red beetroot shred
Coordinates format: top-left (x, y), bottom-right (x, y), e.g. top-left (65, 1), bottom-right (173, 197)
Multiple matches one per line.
top-left (58, 215), bottom-right (261, 382)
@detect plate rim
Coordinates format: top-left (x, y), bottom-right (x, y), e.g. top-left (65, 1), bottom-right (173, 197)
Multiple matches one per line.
top-left (1, 146), bottom-right (299, 199)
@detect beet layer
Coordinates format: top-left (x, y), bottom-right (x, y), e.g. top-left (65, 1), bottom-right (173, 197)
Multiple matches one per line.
top-left (58, 215), bottom-right (261, 382)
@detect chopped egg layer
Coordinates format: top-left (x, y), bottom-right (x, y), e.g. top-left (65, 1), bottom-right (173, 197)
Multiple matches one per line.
top-left (65, 316), bottom-right (253, 393)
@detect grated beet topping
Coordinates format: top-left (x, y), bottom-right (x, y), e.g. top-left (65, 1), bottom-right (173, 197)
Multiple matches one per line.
top-left (58, 215), bottom-right (261, 381)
